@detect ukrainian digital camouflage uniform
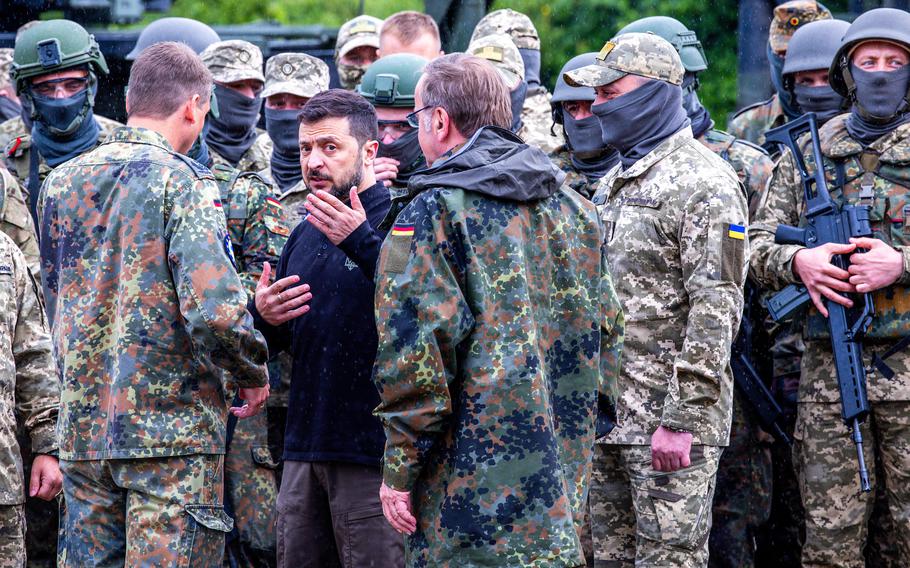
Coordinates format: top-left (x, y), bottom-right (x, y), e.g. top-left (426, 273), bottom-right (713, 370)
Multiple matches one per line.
top-left (372, 127), bottom-right (624, 567)
top-left (211, 132), bottom-right (273, 174)
top-left (38, 126), bottom-right (270, 566)
top-left (749, 115), bottom-right (910, 567)
top-left (0, 167), bottom-right (39, 273)
top-left (0, 231), bottom-right (59, 568)
top-left (590, 126), bottom-right (748, 567)
top-left (277, 180), bottom-right (309, 232)
top-left (209, 162), bottom-right (288, 565)
top-left (520, 90), bottom-right (563, 154)
top-left (697, 128), bottom-right (775, 568)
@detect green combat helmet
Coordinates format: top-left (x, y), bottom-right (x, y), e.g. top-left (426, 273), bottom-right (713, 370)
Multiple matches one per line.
top-left (357, 53), bottom-right (427, 108)
top-left (564, 32), bottom-right (684, 88)
top-left (10, 19), bottom-right (109, 134)
top-left (829, 7), bottom-right (910, 120)
top-left (616, 16), bottom-right (707, 73)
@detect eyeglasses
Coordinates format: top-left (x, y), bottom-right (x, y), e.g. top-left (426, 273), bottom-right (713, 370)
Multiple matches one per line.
top-left (31, 77), bottom-right (89, 98)
top-left (406, 105), bottom-right (432, 128)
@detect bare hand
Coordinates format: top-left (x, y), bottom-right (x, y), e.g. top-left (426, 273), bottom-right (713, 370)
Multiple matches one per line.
top-left (792, 242), bottom-right (857, 317)
top-left (230, 384), bottom-right (270, 418)
top-left (380, 481), bottom-right (416, 535)
top-left (305, 188), bottom-right (367, 245)
top-left (651, 425), bottom-right (693, 472)
top-left (373, 157), bottom-right (400, 188)
top-left (848, 237), bottom-right (903, 294)
top-left (30, 454), bottom-right (62, 501)
top-left (254, 262), bottom-right (312, 326)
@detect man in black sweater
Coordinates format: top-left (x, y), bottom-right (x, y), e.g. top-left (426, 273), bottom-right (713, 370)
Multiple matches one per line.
top-left (251, 89), bottom-right (401, 568)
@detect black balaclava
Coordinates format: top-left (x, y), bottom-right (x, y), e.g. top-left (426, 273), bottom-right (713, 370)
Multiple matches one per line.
top-left (510, 81), bottom-right (529, 133)
top-left (265, 107), bottom-right (302, 192)
top-left (30, 89), bottom-right (100, 167)
top-left (681, 73), bottom-right (714, 139)
top-left (768, 43), bottom-right (802, 119)
top-left (378, 128), bottom-right (425, 185)
top-left (0, 96), bottom-right (20, 122)
top-left (206, 84), bottom-right (262, 166)
top-left (187, 120), bottom-right (213, 168)
top-left (846, 65), bottom-right (910, 146)
top-left (563, 110), bottom-right (619, 183)
top-left (792, 83), bottom-right (846, 124)
top-left (592, 79), bottom-right (690, 169)
top-left (518, 48), bottom-right (542, 89)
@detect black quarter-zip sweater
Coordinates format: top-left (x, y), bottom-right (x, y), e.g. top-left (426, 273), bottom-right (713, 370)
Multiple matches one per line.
top-left (252, 182), bottom-right (391, 465)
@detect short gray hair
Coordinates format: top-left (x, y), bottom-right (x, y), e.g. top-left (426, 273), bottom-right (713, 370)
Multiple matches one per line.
top-left (127, 42), bottom-right (212, 120)
top-left (418, 53), bottom-right (511, 138)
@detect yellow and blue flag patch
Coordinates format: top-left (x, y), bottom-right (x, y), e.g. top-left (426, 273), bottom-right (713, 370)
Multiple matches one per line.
top-left (727, 223), bottom-right (746, 240)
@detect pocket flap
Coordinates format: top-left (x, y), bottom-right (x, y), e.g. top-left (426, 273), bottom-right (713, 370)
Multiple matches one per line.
top-left (251, 446), bottom-right (279, 469)
top-left (185, 504), bottom-right (234, 533)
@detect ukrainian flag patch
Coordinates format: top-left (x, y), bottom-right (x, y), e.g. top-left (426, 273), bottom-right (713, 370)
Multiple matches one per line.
top-left (391, 224), bottom-right (415, 237)
top-left (727, 223), bottom-right (746, 240)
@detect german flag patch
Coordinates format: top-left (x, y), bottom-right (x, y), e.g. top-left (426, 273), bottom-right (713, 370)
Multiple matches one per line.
top-left (391, 224), bottom-right (415, 237)
top-left (266, 196), bottom-right (282, 208)
top-left (386, 223), bottom-right (415, 274)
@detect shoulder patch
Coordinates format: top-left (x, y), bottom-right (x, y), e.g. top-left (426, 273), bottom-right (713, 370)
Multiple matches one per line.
top-left (385, 222), bottom-right (415, 274)
top-left (5, 136), bottom-right (28, 158)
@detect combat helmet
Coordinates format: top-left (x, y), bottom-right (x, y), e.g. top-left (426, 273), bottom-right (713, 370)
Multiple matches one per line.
top-left (551, 52), bottom-right (597, 126)
top-left (616, 16), bottom-right (707, 73)
top-left (357, 53), bottom-right (427, 108)
top-left (564, 32), bottom-right (684, 88)
top-left (126, 17), bottom-right (221, 60)
top-left (10, 19), bottom-right (108, 96)
top-left (782, 19), bottom-right (849, 88)
top-left (829, 7), bottom-right (910, 113)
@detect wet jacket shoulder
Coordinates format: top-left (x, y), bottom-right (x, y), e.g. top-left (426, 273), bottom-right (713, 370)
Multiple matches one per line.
top-left (211, 163), bottom-right (288, 297)
top-left (699, 128), bottom-right (774, 218)
top-left (0, 167), bottom-right (39, 274)
top-left (373, 126), bottom-right (623, 567)
top-left (0, 231), bottom-right (58, 505)
top-left (727, 94), bottom-right (787, 146)
top-left (595, 126), bottom-right (747, 446)
top-left (520, 88), bottom-right (564, 154)
top-left (39, 126), bottom-right (268, 461)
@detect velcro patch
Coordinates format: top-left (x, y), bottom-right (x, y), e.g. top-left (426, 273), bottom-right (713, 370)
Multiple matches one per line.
top-left (0, 264), bottom-right (12, 275)
top-left (385, 224), bottom-right (414, 274)
top-left (721, 222), bottom-right (746, 285)
top-left (727, 223), bottom-right (746, 240)
top-left (476, 46), bottom-right (504, 62)
top-left (598, 41), bottom-right (616, 60)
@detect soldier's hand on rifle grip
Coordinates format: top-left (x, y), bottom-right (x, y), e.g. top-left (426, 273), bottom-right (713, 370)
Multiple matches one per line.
top-left (848, 237), bottom-right (904, 293)
top-left (792, 242), bottom-right (857, 316)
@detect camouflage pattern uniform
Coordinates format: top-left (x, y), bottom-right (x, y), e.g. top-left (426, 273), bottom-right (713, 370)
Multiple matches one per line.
top-left (372, 125), bottom-right (624, 567)
top-left (39, 126), bottom-right (269, 566)
top-left (470, 8), bottom-right (563, 154)
top-left (0, 167), bottom-right (39, 274)
top-left (0, 231), bottom-right (59, 568)
top-left (727, 1), bottom-right (832, 146)
top-left (549, 145), bottom-right (596, 199)
top-left (277, 180), bottom-right (309, 231)
top-left (697, 128), bottom-right (775, 568)
top-left (210, 163), bottom-right (288, 565)
top-left (334, 16), bottom-right (382, 91)
top-left (750, 115), bottom-right (910, 568)
top-left (201, 41), bottom-right (273, 173)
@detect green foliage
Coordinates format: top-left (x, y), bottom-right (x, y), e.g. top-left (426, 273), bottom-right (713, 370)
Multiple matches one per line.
top-left (169, 0), bottom-right (422, 27)
top-left (494, 0), bottom-right (740, 120)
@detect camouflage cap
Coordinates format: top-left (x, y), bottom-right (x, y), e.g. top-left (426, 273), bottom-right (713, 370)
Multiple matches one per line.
top-left (200, 40), bottom-right (265, 84)
top-left (262, 52), bottom-right (330, 99)
top-left (335, 15), bottom-right (383, 60)
top-left (564, 32), bottom-right (684, 88)
top-left (769, 1), bottom-right (832, 53)
top-left (467, 33), bottom-right (524, 89)
top-left (0, 48), bottom-right (13, 89)
top-left (470, 8), bottom-right (540, 51)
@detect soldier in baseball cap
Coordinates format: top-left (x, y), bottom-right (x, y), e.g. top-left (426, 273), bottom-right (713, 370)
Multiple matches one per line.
top-left (0, 49), bottom-right (20, 121)
top-left (575, 32), bottom-right (748, 567)
top-left (200, 40), bottom-right (271, 172)
top-left (334, 15), bottom-right (382, 90)
top-left (262, 53), bottom-right (330, 193)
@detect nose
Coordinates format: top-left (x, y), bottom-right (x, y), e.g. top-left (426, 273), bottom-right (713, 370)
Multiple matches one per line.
top-left (575, 107), bottom-right (594, 120)
top-left (593, 94), bottom-right (608, 107)
top-left (306, 151), bottom-right (325, 172)
top-left (381, 131), bottom-right (398, 145)
top-left (49, 84), bottom-right (72, 99)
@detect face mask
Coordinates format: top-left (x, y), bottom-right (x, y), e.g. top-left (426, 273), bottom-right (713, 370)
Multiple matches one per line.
top-left (592, 79), bottom-right (690, 169)
top-left (338, 62), bottom-right (369, 90)
top-left (0, 96), bottom-right (20, 122)
top-left (681, 73), bottom-right (714, 138)
top-left (793, 84), bottom-right (846, 123)
top-left (851, 65), bottom-right (910, 122)
top-left (206, 84), bottom-right (262, 166)
top-left (378, 128), bottom-right (425, 180)
top-left (518, 48), bottom-right (541, 89)
top-left (32, 89), bottom-right (90, 137)
top-left (571, 149), bottom-right (620, 186)
top-left (510, 81), bottom-right (529, 133)
top-left (19, 96), bottom-right (32, 132)
top-left (265, 107), bottom-right (303, 192)
top-left (187, 121), bottom-right (213, 168)
top-left (768, 44), bottom-right (801, 120)
top-left (563, 112), bottom-right (604, 154)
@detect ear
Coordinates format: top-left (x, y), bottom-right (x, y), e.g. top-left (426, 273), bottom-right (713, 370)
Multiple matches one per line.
top-left (362, 139), bottom-right (379, 166)
top-left (183, 94), bottom-right (201, 123)
top-left (433, 106), bottom-right (450, 142)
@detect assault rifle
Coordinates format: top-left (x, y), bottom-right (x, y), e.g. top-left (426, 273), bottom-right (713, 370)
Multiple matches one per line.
top-left (763, 112), bottom-right (874, 492)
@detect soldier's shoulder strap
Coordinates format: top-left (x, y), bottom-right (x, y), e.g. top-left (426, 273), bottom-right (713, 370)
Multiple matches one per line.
top-left (730, 97), bottom-right (776, 121)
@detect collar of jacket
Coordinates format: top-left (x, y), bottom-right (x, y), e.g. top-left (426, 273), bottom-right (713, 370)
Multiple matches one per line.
top-left (104, 126), bottom-right (173, 151)
top-left (279, 178), bottom-right (308, 201)
top-left (818, 113), bottom-right (910, 165)
top-left (611, 125), bottom-right (695, 186)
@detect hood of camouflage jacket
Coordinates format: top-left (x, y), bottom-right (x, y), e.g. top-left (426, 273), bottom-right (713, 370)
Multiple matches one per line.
top-left (408, 125), bottom-right (565, 201)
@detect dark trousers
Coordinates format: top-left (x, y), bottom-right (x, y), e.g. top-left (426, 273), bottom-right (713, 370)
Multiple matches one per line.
top-left (276, 461), bottom-right (404, 568)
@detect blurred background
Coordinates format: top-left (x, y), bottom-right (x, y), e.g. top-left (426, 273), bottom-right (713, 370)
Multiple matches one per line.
top-left (1, 0), bottom-right (906, 123)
